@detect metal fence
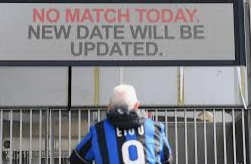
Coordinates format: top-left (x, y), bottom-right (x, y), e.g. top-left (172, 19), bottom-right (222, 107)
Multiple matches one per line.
top-left (0, 107), bottom-right (249, 164)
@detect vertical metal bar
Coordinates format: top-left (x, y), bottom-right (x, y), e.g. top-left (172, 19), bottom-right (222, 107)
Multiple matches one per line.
top-left (68, 110), bottom-right (72, 157)
top-left (88, 109), bottom-right (91, 131)
top-left (19, 110), bottom-right (23, 164)
top-left (175, 109), bottom-right (178, 164)
top-left (242, 109), bottom-right (247, 164)
top-left (213, 109), bottom-right (217, 164)
top-left (223, 109), bottom-right (227, 164)
top-left (29, 110), bottom-right (32, 164)
top-left (10, 110), bottom-right (13, 164)
top-left (68, 66), bottom-right (72, 111)
top-left (155, 109), bottom-right (158, 121)
top-left (92, 111), bottom-right (95, 123)
top-left (232, 109), bottom-right (237, 164)
top-left (50, 110), bottom-right (53, 164)
top-left (194, 109), bottom-right (198, 164)
top-left (165, 110), bottom-right (168, 137)
top-left (67, 64), bottom-right (72, 164)
top-left (78, 110), bottom-right (81, 142)
top-left (184, 109), bottom-right (188, 164)
top-left (0, 110), bottom-right (3, 164)
top-left (59, 110), bottom-right (62, 164)
top-left (204, 109), bottom-right (207, 164)
top-left (45, 110), bottom-right (49, 164)
top-left (94, 67), bottom-right (100, 106)
top-left (39, 110), bottom-right (42, 164)
top-left (244, 0), bottom-right (251, 108)
top-left (243, 1), bottom-right (251, 161)
top-left (98, 109), bottom-right (100, 122)
top-left (247, 108), bottom-right (251, 164)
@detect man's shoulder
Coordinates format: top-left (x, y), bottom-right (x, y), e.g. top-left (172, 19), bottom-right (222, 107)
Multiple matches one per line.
top-left (91, 119), bottom-right (110, 129)
top-left (154, 121), bottom-right (165, 129)
top-left (145, 118), bottom-right (164, 128)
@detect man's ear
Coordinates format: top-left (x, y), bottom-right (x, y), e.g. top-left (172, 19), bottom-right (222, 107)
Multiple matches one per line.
top-left (134, 102), bottom-right (140, 110)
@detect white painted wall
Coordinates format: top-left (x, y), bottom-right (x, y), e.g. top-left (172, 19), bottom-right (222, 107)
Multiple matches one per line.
top-left (72, 67), bottom-right (94, 106)
top-left (0, 67), bottom-right (244, 106)
top-left (184, 67), bottom-right (242, 105)
top-left (99, 68), bottom-right (120, 105)
top-left (122, 67), bottom-right (177, 105)
top-left (0, 67), bottom-right (68, 106)
top-left (71, 67), bottom-right (178, 106)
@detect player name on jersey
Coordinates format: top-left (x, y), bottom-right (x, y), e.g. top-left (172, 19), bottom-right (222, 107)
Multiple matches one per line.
top-left (116, 125), bottom-right (144, 137)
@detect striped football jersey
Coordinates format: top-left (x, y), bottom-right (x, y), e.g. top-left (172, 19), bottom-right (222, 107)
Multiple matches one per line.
top-left (70, 118), bottom-right (172, 164)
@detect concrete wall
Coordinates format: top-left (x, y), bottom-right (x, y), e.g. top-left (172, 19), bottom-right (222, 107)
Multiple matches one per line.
top-left (0, 67), bottom-right (244, 106)
top-left (0, 67), bottom-right (68, 106)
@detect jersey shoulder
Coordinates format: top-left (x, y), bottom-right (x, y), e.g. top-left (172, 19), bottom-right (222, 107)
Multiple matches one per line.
top-left (92, 119), bottom-right (114, 132)
top-left (145, 118), bottom-right (164, 129)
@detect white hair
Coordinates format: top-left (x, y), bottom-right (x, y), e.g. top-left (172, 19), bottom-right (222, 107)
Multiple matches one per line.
top-left (110, 84), bottom-right (138, 110)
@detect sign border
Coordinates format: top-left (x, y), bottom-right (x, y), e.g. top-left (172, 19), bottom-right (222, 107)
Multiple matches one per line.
top-left (0, 0), bottom-right (246, 66)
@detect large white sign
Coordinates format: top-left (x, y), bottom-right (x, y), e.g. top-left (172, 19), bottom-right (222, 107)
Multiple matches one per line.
top-left (0, 3), bottom-right (237, 65)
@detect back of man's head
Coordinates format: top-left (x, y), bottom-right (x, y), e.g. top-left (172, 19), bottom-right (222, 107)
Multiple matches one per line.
top-left (109, 84), bottom-right (139, 110)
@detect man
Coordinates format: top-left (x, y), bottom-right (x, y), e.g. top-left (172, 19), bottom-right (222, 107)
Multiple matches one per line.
top-left (70, 84), bottom-right (172, 164)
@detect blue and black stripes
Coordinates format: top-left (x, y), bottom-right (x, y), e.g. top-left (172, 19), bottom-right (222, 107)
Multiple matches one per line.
top-left (103, 120), bottom-right (120, 164)
top-left (160, 122), bottom-right (172, 164)
top-left (95, 121), bottom-right (110, 164)
top-left (70, 118), bottom-right (172, 164)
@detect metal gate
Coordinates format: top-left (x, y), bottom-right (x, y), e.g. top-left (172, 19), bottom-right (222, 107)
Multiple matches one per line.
top-left (0, 107), bottom-right (249, 164)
